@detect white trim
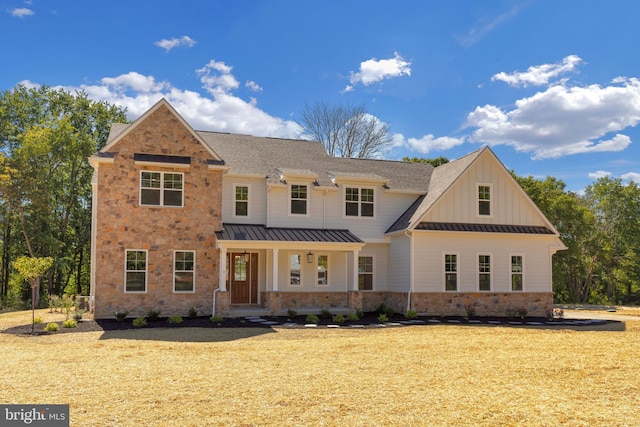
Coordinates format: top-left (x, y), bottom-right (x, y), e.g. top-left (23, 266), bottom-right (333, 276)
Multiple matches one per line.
top-left (443, 252), bottom-right (459, 292)
top-left (315, 253), bottom-right (330, 287)
top-left (476, 252), bottom-right (493, 291)
top-left (476, 183), bottom-right (493, 218)
top-left (139, 170), bottom-right (184, 208)
top-left (509, 253), bottom-right (525, 292)
top-left (134, 160), bottom-right (190, 169)
top-left (124, 249), bottom-right (148, 293)
top-left (288, 252), bottom-right (303, 287)
top-left (233, 183), bottom-right (251, 218)
top-left (288, 183), bottom-right (310, 217)
top-left (89, 155), bottom-right (114, 168)
top-left (343, 185), bottom-right (376, 219)
top-left (173, 250), bottom-right (196, 293)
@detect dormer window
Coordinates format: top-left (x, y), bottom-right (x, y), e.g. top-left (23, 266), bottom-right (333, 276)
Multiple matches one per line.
top-left (477, 184), bottom-right (491, 216)
top-left (290, 184), bottom-right (308, 215)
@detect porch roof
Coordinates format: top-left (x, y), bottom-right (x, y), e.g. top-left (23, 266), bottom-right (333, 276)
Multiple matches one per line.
top-left (216, 223), bottom-right (364, 243)
top-left (414, 222), bottom-right (555, 234)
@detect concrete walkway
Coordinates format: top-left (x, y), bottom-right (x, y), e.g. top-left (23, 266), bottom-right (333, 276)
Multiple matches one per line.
top-left (564, 309), bottom-right (640, 322)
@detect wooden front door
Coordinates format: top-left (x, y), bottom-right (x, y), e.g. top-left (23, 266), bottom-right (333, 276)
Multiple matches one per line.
top-left (230, 252), bottom-right (258, 304)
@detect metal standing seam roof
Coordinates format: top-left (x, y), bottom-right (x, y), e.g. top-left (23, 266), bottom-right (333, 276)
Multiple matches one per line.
top-left (216, 223), bottom-right (364, 243)
top-left (414, 222), bottom-right (555, 234)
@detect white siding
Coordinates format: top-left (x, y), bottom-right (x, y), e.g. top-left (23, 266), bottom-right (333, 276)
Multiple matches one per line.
top-left (277, 250), bottom-right (349, 291)
top-left (351, 243), bottom-right (389, 291)
top-left (387, 234), bottom-right (411, 292)
top-left (412, 231), bottom-right (553, 292)
top-left (221, 177), bottom-right (267, 224)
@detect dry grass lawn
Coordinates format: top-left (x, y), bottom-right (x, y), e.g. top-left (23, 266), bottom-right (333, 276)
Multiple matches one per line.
top-left (1, 309), bottom-right (639, 426)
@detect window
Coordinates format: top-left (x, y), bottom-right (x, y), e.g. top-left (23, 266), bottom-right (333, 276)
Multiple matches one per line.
top-left (478, 184), bottom-right (491, 216)
top-left (125, 250), bottom-right (147, 292)
top-left (141, 171), bottom-right (183, 207)
top-left (234, 185), bottom-right (249, 217)
top-left (345, 187), bottom-right (374, 217)
top-left (290, 185), bottom-right (307, 215)
top-left (234, 254), bottom-right (247, 281)
top-left (317, 255), bottom-right (328, 286)
top-left (358, 256), bottom-right (373, 290)
top-left (478, 254), bottom-right (491, 291)
top-left (289, 254), bottom-right (301, 286)
top-left (174, 251), bottom-right (195, 292)
top-left (511, 255), bottom-right (524, 291)
top-left (444, 254), bottom-right (458, 291)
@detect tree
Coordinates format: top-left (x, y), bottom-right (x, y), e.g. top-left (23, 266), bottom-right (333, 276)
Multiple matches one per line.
top-left (402, 156), bottom-right (449, 167)
top-left (13, 256), bottom-right (53, 331)
top-left (298, 101), bottom-right (392, 158)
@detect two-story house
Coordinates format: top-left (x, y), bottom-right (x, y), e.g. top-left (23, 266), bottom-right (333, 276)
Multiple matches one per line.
top-left (89, 99), bottom-right (566, 319)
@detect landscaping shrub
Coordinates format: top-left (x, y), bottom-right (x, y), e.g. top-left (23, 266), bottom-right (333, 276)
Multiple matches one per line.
top-left (332, 314), bottom-right (346, 324)
top-left (346, 313), bottom-right (359, 321)
top-left (115, 310), bottom-right (128, 322)
top-left (44, 322), bottom-right (59, 332)
top-left (33, 317), bottom-right (43, 325)
top-left (320, 308), bottom-right (332, 319)
top-left (210, 314), bottom-right (223, 324)
top-left (73, 309), bottom-right (85, 321)
top-left (287, 309), bottom-right (297, 318)
top-left (62, 319), bottom-right (77, 328)
top-left (188, 307), bottom-right (198, 319)
top-left (146, 309), bottom-right (161, 321)
top-left (168, 315), bottom-right (183, 324)
top-left (132, 317), bottom-right (147, 328)
top-left (404, 310), bottom-right (418, 320)
top-left (377, 313), bottom-right (389, 323)
top-left (305, 314), bottom-right (319, 324)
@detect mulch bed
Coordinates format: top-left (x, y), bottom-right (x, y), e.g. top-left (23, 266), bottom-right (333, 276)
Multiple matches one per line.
top-left (0, 312), bottom-right (612, 336)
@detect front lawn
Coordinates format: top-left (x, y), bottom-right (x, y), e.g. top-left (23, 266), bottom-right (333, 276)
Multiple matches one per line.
top-left (0, 309), bottom-right (638, 426)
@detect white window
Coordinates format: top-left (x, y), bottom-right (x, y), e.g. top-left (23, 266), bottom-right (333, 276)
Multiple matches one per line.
top-left (140, 171), bottom-right (183, 207)
top-left (358, 256), bottom-right (374, 290)
top-left (289, 254), bottom-right (302, 286)
top-left (316, 254), bottom-right (329, 286)
top-left (511, 254), bottom-right (524, 291)
top-left (477, 184), bottom-right (491, 216)
top-left (234, 185), bottom-right (249, 217)
top-left (290, 184), bottom-right (308, 215)
top-left (125, 250), bottom-right (147, 293)
top-left (444, 253), bottom-right (458, 291)
top-left (478, 254), bottom-right (492, 291)
top-left (174, 251), bottom-right (195, 293)
top-left (345, 187), bottom-right (374, 217)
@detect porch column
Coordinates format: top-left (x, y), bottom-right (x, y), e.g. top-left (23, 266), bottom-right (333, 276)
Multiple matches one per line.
top-left (218, 247), bottom-right (227, 291)
top-left (272, 248), bottom-right (279, 291)
top-left (352, 249), bottom-right (360, 291)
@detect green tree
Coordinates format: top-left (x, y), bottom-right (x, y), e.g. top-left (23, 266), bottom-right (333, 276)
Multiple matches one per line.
top-left (402, 156), bottom-right (449, 167)
top-left (12, 256), bottom-right (53, 331)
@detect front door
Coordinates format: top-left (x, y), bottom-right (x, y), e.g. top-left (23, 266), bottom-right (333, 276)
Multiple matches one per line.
top-left (230, 252), bottom-right (258, 304)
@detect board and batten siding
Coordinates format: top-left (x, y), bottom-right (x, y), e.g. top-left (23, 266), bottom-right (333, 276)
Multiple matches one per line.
top-left (412, 231), bottom-right (553, 293)
top-left (423, 154), bottom-right (546, 226)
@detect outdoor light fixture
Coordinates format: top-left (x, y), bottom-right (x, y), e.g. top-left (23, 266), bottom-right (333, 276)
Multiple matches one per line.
top-left (306, 252), bottom-right (314, 263)
top-left (243, 251), bottom-right (249, 261)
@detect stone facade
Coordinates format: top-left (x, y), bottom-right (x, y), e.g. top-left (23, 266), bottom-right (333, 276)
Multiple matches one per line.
top-left (92, 104), bottom-right (223, 318)
top-left (261, 291), bottom-right (350, 315)
top-left (409, 292), bottom-right (553, 317)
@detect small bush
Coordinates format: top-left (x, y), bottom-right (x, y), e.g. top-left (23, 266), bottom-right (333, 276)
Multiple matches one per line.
top-left (48, 295), bottom-right (61, 313)
top-left (377, 313), bottom-right (389, 323)
top-left (33, 317), bottom-right (43, 325)
top-left (210, 314), bottom-right (224, 324)
top-left (375, 303), bottom-right (387, 314)
top-left (132, 317), bottom-right (147, 328)
top-left (115, 310), bottom-right (128, 322)
top-left (62, 294), bottom-right (75, 320)
top-left (146, 309), bottom-right (161, 321)
top-left (332, 314), bottom-right (346, 324)
top-left (168, 315), bottom-right (183, 324)
top-left (346, 313), bottom-right (360, 321)
top-left (188, 307), bottom-right (198, 319)
top-left (320, 308), bottom-right (332, 319)
top-left (465, 304), bottom-right (477, 318)
top-left (287, 309), bottom-right (298, 318)
top-left (404, 310), bottom-right (418, 320)
top-left (62, 319), bottom-right (77, 328)
top-left (73, 309), bottom-right (85, 321)
top-left (44, 322), bottom-right (59, 332)
top-left (517, 307), bottom-right (528, 319)
top-left (305, 314), bottom-right (319, 324)
top-left (355, 309), bottom-right (364, 319)
top-left (384, 307), bottom-right (395, 318)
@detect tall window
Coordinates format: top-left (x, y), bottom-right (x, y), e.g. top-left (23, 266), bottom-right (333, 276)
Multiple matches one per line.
top-left (478, 254), bottom-right (491, 291)
top-left (234, 185), bottom-right (249, 217)
top-left (478, 184), bottom-right (491, 216)
top-left (125, 250), bottom-right (147, 292)
top-left (289, 254), bottom-right (301, 286)
top-left (346, 187), bottom-right (374, 217)
top-left (141, 171), bottom-right (183, 207)
top-left (444, 254), bottom-right (458, 291)
top-left (174, 251), bottom-right (195, 292)
top-left (234, 254), bottom-right (247, 281)
top-left (358, 256), bottom-right (373, 290)
top-left (511, 255), bottom-right (524, 291)
top-left (317, 255), bottom-right (328, 286)
top-left (290, 185), bottom-right (307, 215)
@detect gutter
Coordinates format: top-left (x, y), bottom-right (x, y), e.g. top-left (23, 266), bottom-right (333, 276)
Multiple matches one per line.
top-left (405, 230), bottom-right (414, 313)
top-left (212, 287), bottom-right (221, 317)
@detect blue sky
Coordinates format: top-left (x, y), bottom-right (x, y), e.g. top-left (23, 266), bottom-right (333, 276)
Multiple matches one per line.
top-left (3, 0), bottom-right (640, 192)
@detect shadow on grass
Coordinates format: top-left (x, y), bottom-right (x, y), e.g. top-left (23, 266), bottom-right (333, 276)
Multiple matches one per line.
top-left (98, 326), bottom-right (277, 342)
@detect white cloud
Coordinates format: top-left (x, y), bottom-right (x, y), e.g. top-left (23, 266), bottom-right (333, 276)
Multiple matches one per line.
top-left (456, 3), bottom-right (525, 48)
top-left (345, 52), bottom-right (411, 92)
top-left (154, 36), bottom-right (196, 51)
top-left (466, 77), bottom-right (640, 159)
top-left (622, 172), bottom-right (640, 183)
top-left (492, 55), bottom-right (583, 87)
top-left (245, 80), bottom-right (263, 92)
top-left (588, 170), bottom-right (612, 180)
top-left (9, 7), bottom-right (34, 17)
top-left (28, 59), bottom-right (301, 138)
top-left (404, 134), bottom-right (466, 154)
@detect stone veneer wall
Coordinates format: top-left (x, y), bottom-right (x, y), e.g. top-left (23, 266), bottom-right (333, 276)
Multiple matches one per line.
top-left (262, 292), bottom-right (350, 315)
top-left (409, 292), bottom-right (553, 317)
top-left (93, 105), bottom-right (223, 318)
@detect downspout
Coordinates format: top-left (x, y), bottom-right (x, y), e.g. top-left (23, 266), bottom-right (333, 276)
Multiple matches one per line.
top-left (405, 230), bottom-right (413, 313)
top-left (212, 287), bottom-right (220, 317)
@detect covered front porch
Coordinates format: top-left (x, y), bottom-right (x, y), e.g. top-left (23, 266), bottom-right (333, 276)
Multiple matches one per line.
top-left (215, 224), bottom-right (366, 316)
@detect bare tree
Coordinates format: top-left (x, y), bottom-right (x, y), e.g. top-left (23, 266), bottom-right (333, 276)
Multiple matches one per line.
top-left (298, 101), bottom-right (392, 158)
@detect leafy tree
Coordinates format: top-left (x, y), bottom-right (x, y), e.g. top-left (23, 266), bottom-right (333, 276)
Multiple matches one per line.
top-left (402, 156), bottom-right (449, 167)
top-left (12, 256), bottom-right (53, 331)
top-left (298, 101), bottom-right (392, 158)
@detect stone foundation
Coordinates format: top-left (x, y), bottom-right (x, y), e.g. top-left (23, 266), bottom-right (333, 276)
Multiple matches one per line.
top-left (409, 292), bottom-right (552, 317)
top-left (262, 292), bottom-right (350, 315)
top-left (214, 291), bottom-right (230, 317)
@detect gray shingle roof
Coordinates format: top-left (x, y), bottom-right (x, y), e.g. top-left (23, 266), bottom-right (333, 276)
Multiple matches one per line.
top-left (216, 223), bottom-right (363, 243)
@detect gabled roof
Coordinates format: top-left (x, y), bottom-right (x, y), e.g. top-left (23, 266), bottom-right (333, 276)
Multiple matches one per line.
top-left (101, 99), bottom-right (222, 160)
